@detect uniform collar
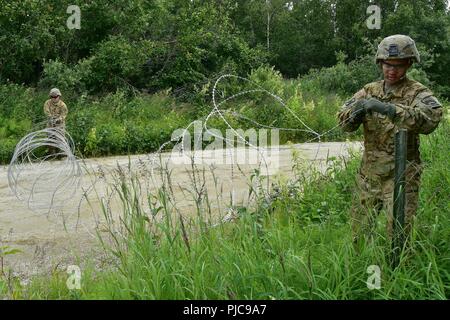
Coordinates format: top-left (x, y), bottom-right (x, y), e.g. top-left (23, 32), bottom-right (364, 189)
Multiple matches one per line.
top-left (383, 77), bottom-right (409, 98)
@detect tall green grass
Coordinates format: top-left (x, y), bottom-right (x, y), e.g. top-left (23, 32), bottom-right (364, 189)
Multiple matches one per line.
top-left (4, 118), bottom-right (447, 300)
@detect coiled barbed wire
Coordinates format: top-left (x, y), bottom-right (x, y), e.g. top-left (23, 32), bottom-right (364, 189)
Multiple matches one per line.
top-left (6, 74), bottom-right (361, 228)
top-left (7, 126), bottom-right (82, 218)
top-left (136, 74), bottom-right (361, 221)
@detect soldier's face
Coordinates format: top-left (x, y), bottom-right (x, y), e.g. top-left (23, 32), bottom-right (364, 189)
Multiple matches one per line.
top-left (382, 59), bottom-right (411, 85)
top-left (51, 95), bottom-right (60, 102)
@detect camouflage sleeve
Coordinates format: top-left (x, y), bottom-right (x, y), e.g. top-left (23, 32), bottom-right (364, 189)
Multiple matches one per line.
top-left (392, 90), bottom-right (443, 134)
top-left (43, 100), bottom-right (51, 117)
top-left (337, 88), bottom-right (367, 132)
top-left (60, 101), bottom-right (68, 120)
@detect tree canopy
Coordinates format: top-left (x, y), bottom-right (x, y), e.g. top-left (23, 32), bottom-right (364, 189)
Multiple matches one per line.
top-left (0, 0), bottom-right (448, 97)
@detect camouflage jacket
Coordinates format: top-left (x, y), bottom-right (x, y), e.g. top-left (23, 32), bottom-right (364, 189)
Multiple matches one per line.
top-left (44, 99), bottom-right (68, 122)
top-left (337, 77), bottom-right (443, 179)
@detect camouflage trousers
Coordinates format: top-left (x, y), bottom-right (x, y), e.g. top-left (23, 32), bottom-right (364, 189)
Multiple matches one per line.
top-left (351, 162), bottom-right (422, 243)
top-left (46, 119), bottom-right (65, 156)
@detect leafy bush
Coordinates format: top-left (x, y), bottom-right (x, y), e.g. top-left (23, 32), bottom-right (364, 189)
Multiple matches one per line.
top-left (0, 138), bottom-right (16, 163)
top-left (75, 90), bottom-right (190, 157)
top-left (0, 84), bottom-right (44, 121)
top-left (80, 36), bottom-right (157, 93)
top-left (300, 52), bottom-right (380, 97)
top-left (38, 60), bottom-right (84, 97)
top-left (96, 123), bottom-right (127, 155)
top-left (269, 154), bottom-right (359, 225)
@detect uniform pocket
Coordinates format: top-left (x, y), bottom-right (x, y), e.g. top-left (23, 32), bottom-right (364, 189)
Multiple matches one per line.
top-left (365, 151), bottom-right (395, 179)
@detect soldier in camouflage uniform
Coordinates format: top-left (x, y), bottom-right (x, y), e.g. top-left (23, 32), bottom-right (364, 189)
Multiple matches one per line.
top-left (44, 88), bottom-right (68, 129)
top-left (44, 88), bottom-right (68, 156)
top-left (337, 35), bottom-right (443, 245)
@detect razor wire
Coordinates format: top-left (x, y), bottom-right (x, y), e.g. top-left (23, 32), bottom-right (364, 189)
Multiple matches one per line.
top-left (6, 73), bottom-right (363, 230)
top-left (7, 126), bottom-right (82, 219)
top-left (127, 73), bottom-right (363, 226)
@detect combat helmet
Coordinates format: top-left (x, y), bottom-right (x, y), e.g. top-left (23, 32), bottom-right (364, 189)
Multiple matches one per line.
top-left (375, 35), bottom-right (420, 63)
top-left (49, 88), bottom-right (61, 97)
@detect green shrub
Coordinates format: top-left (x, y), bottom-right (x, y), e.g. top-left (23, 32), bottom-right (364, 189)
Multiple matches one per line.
top-left (0, 117), bottom-right (32, 139)
top-left (79, 36), bottom-right (159, 94)
top-left (96, 123), bottom-right (127, 155)
top-left (0, 138), bottom-right (17, 163)
top-left (300, 52), bottom-right (380, 97)
top-left (38, 60), bottom-right (84, 96)
top-left (268, 153), bottom-right (359, 225)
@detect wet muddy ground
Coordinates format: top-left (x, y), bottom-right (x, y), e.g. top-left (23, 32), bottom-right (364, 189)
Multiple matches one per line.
top-left (0, 141), bottom-right (361, 280)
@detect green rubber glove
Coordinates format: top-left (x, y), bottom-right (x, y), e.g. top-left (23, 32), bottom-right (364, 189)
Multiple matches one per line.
top-left (364, 98), bottom-right (397, 120)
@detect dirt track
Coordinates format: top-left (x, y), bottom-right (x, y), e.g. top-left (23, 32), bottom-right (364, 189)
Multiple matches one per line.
top-left (0, 141), bottom-right (361, 279)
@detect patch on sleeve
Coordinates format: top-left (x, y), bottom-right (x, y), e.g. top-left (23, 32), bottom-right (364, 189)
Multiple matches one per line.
top-left (421, 96), bottom-right (442, 109)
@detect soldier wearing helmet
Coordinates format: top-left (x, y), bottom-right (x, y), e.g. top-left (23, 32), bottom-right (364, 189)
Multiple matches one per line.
top-left (44, 88), bottom-right (68, 130)
top-left (337, 35), bottom-right (443, 246)
top-left (44, 88), bottom-right (68, 156)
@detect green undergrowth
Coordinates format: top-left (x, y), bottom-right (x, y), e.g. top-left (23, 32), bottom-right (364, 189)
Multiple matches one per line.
top-left (0, 63), bottom-right (366, 164)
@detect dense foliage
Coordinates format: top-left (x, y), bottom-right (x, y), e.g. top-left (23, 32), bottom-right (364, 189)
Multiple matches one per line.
top-left (0, 0), bottom-right (448, 162)
top-left (0, 0), bottom-right (449, 97)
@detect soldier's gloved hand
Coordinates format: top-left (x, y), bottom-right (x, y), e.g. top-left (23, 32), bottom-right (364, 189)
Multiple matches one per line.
top-left (364, 98), bottom-right (397, 120)
top-left (351, 99), bottom-right (367, 123)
